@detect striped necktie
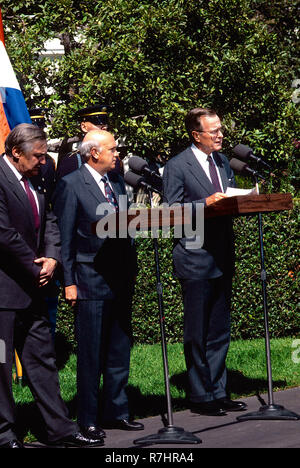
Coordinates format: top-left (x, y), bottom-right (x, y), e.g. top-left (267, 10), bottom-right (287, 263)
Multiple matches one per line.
top-left (101, 176), bottom-right (118, 211)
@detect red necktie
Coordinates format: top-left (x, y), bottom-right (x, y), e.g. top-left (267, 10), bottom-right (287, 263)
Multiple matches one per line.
top-left (207, 155), bottom-right (222, 192)
top-left (22, 177), bottom-right (40, 233)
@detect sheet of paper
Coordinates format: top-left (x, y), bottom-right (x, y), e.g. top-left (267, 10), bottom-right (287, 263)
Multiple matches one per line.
top-left (225, 187), bottom-right (258, 197)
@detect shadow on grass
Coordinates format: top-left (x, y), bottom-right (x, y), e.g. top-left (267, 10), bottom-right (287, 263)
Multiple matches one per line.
top-left (127, 369), bottom-right (287, 419)
top-left (226, 370), bottom-right (286, 399)
top-left (14, 369), bottom-right (287, 442)
top-left (15, 397), bottom-right (78, 444)
top-left (54, 332), bottom-right (75, 370)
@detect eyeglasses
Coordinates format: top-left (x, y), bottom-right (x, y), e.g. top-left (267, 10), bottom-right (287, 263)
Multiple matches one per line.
top-left (196, 127), bottom-right (225, 136)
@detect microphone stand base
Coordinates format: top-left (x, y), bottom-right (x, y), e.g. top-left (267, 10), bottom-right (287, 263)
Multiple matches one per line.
top-left (237, 404), bottom-right (300, 421)
top-left (133, 426), bottom-right (202, 446)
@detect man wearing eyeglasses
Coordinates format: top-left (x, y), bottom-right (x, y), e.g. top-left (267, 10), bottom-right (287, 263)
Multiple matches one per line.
top-left (163, 108), bottom-right (247, 417)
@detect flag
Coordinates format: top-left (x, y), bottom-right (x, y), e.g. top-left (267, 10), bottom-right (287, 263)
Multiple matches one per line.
top-left (0, 8), bottom-right (4, 45)
top-left (0, 8), bottom-right (31, 153)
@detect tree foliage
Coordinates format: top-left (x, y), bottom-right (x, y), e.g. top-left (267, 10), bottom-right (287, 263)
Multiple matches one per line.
top-left (1, 0), bottom-right (299, 184)
top-left (2, 1), bottom-right (298, 346)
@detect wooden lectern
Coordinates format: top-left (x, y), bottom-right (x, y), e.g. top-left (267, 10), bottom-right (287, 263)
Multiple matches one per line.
top-left (204, 192), bottom-right (293, 218)
top-left (91, 204), bottom-right (192, 235)
top-left (92, 193), bottom-right (293, 235)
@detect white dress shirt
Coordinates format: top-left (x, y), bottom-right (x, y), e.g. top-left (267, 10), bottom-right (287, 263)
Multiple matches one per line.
top-left (84, 163), bottom-right (113, 196)
top-left (3, 155), bottom-right (40, 212)
top-left (84, 163), bottom-right (119, 213)
top-left (190, 144), bottom-right (224, 192)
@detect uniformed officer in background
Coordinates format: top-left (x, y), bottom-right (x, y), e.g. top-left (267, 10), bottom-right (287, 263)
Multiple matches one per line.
top-left (29, 108), bottom-right (60, 341)
top-left (29, 108), bottom-right (57, 203)
top-left (56, 104), bottom-right (110, 179)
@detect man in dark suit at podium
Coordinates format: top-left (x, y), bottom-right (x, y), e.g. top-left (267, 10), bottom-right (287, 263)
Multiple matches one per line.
top-left (163, 108), bottom-right (247, 416)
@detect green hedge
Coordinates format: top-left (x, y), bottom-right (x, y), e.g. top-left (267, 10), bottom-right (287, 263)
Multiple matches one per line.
top-left (56, 199), bottom-right (299, 348)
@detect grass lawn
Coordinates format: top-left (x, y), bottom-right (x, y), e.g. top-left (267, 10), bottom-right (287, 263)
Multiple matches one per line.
top-left (127, 337), bottom-right (300, 415)
top-left (13, 337), bottom-right (300, 430)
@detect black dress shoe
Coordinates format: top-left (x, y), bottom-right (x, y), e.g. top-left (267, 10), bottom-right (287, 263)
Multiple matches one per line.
top-left (0, 439), bottom-right (24, 448)
top-left (190, 401), bottom-right (227, 416)
top-left (103, 419), bottom-right (144, 431)
top-left (216, 397), bottom-right (247, 412)
top-left (80, 426), bottom-right (106, 439)
top-left (48, 431), bottom-right (105, 448)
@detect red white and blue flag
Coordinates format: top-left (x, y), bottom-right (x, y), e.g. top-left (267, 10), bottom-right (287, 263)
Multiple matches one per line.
top-left (0, 8), bottom-right (31, 152)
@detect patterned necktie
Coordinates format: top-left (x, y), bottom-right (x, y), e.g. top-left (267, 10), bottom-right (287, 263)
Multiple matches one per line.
top-left (22, 177), bottom-right (40, 233)
top-left (101, 176), bottom-right (119, 211)
top-left (207, 155), bottom-right (222, 192)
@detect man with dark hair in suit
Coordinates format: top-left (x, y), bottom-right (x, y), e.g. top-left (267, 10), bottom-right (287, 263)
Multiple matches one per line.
top-left (163, 108), bottom-right (247, 416)
top-left (53, 130), bottom-right (144, 440)
top-left (0, 124), bottom-right (104, 448)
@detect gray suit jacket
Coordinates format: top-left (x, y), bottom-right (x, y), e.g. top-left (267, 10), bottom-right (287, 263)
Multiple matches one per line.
top-left (163, 147), bottom-right (236, 280)
top-left (0, 155), bottom-right (61, 309)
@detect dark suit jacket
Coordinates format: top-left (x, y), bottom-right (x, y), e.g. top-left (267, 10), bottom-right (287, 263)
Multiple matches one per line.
top-left (31, 154), bottom-right (57, 204)
top-left (163, 147), bottom-right (236, 280)
top-left (0, 155), bottom-right (61, 309)
top-left (53, 164), bottom-right (136, 301)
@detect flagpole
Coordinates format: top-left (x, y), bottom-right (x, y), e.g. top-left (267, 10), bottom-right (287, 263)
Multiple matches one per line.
top-left (0, 7), bottom-right (8, 153)
top-left (0, 9), bottom-right (5, 47)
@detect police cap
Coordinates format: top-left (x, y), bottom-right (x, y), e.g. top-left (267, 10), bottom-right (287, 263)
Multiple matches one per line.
top-left (29, 108), bottom-right (47, 129)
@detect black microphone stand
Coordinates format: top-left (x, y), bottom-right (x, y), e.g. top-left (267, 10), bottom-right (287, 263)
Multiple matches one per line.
top-left (237, 176), bottom-right (299, 421)
top-left (134, 187), bottom-right (201, 446)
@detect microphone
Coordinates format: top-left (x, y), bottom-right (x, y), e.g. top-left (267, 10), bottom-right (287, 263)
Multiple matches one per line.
top-left (230, 158), bottom-right (266, 180)
top-left (232, 144), bottom-right (272, 170)
top-left (124, 170), bottom-right (162, 195)
top-left (128, 156), bottom-right (162, 180)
